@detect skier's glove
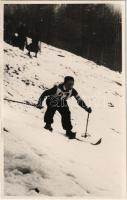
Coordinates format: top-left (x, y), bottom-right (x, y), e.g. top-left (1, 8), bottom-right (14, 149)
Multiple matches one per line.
top-left (36, 103), bottom-right (43, 109)
top-left (86, 107), bottom-right (92, 113)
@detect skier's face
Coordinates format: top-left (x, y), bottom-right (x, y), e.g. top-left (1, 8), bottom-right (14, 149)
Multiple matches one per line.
top-left (65, 80), bottom-right (74, 90)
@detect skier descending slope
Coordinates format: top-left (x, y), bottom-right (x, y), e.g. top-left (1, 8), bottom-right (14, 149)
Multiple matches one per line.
top-left (36, 76), bottom-right (92, 139)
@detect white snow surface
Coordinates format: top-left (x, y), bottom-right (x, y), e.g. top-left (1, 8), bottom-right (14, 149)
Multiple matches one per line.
top-left (3, 42), bottom-right (124, 198)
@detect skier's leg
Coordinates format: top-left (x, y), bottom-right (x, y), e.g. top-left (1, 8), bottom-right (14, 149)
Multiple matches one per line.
top-left (28, 51), bottom-right (31, 56)
top-left (35, 52), bottom-right (37, 58)
top-left (44, 105), bottom-right (56, 129)
top-left (58, 106), bottom-right (76, 138)
top-left (58, 106), bottom-right (73, 131)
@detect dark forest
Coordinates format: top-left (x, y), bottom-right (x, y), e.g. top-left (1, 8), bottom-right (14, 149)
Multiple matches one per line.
top-left (4, 4), bottom-right (122, 72)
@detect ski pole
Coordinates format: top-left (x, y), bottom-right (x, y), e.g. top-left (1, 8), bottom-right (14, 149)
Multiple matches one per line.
top-left (82, 112), bottom-right (90, 138)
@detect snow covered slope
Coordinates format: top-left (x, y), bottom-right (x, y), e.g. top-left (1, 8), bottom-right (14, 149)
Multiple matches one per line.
top-left (3, 42), bottom-right (124, 197)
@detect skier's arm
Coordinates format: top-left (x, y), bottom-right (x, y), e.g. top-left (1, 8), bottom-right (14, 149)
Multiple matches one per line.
top-left (72, 89), bottom-right (92, 113)
top-left (37, 86), bottom-right (57, 108)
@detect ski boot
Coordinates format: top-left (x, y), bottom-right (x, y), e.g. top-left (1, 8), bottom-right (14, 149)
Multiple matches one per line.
top-left (44, 124), bottom-right (53, 132)
top-left (66, 130), bottom-right (76, 139)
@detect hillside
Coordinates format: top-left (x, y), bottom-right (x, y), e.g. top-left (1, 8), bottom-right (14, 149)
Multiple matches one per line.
top-left (3, 42), bottom-right (124, 197)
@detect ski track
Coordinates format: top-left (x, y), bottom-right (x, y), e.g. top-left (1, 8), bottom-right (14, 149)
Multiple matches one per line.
top-left (3, 42), bottom-right (124, 197)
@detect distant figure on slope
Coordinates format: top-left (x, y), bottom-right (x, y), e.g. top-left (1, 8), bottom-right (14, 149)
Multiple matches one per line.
top-left (15, 23), bottom-right (27, 50)
top-left (26, 31), bottom-right (40, 58)
top-left (36, 76), bottom-right (92, 139)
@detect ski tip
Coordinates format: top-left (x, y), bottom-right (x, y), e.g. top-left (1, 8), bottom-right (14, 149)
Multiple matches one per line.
top-left (91, 138), bottom-right (102, 145)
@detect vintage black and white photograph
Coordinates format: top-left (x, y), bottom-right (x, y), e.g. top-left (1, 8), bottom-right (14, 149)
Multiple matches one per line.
top-left (1, 0), bottom-right (126, 198)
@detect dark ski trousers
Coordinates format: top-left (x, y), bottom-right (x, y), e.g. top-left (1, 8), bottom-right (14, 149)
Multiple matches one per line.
top-left (44, 100), bottom-right (73, 131)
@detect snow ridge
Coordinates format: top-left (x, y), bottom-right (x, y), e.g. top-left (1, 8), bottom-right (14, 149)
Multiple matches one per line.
top-left (4, 42), bottom-right (123, 197)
